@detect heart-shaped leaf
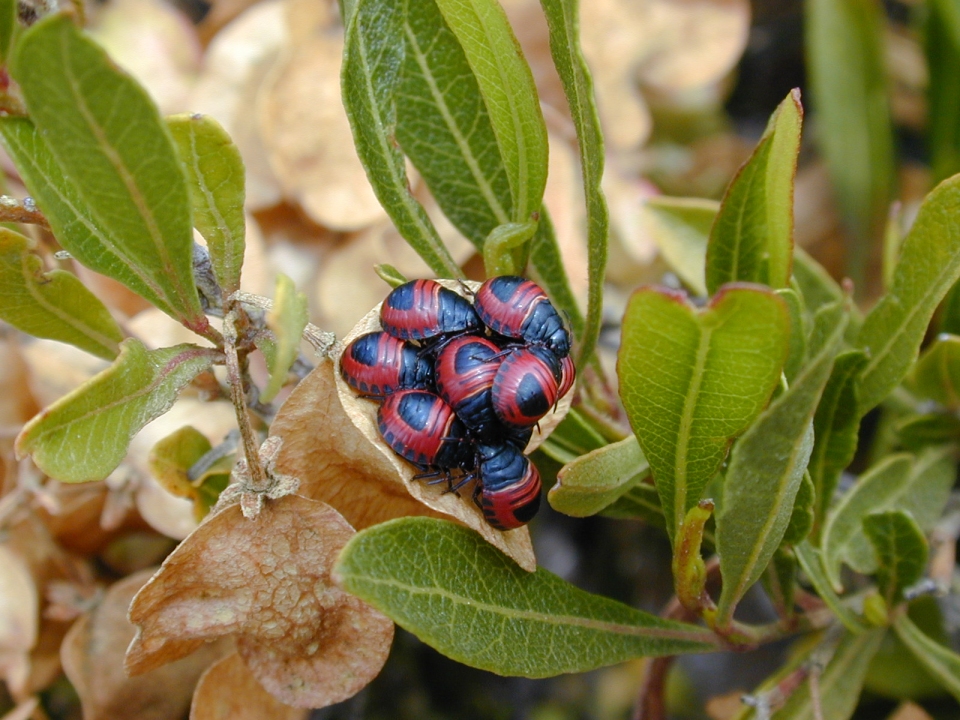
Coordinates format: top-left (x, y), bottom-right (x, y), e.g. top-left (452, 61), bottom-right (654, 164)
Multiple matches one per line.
top-left (618, 283), bottom-right (789, 543)
top-left (333, 517), bottom-right (719, 677)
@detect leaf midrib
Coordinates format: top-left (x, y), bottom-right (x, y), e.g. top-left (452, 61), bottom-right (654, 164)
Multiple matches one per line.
top-left (673, 322), bottom-right (713, 532)
top-left (342, 573), bottom-right (719, 645)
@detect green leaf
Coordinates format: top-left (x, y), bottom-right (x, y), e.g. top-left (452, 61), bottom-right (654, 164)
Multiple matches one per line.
top-left (333, 517), bottom-right (719, 676)
top-left (927, 0), bottom-right (960, 183)
top-left (600, 482), bottom-right (666, 527)
top-left (782, 472), bottom-right (816, 547)
top-left (792, 246), bottom-right (847, 315)
top-left (795, 541), bottom-right (870, 633)
top-left (895, 612), bottom-right (960, 703)
top-left (855, 173), bottom-right (960, 415)
top-left (0, 0), bottom-right (15, 64)
top-left (0, 227), bottom-right (123, 359)
top-left (342, 0), bottom-right (462, 278)
top-left (863, 510), bottom-right (928, 606)
top-left (778, 288), bottom-right (807, 384)
top-left (715, 299), bottom-right (847, 624)
top-left (896, 412), bottom-right (960, 451)
top-left (16, 339), bottom-right (215, 483)
top-left (809, 350), bottom-right (868, 536)
top-left (548, 436), bottom-right (649, 517)
top-left (394, 0), bottom-right (511, 247)
top-left (433, 0), bottom-right (547, 224)
top-left (148, 425), bottom-right (230, 520)
top-left (805, 0), bottom-right (894, 283)
top-left (770, 630), bottom-right (884, 720)
top-left (762, 548), bottom-right (797, 618)
top-left (9, 15), bottom-right (207, 331)
top-left (705, 90), bottom-right (801, 294)
top-left (167, 113), bottom-right (246, 296)
top-left (643, 196), bottom-right (714, 297)
top-left (907, 334), bottom-right (960, 408)
top-left (821, 447), bottom-right (954, 590)
top-left (618, 284), bottom-right (789, 543)
top-left (538, 0), bottom-right (608, 367)
top-left (482, 221), bottom-right (537, 276)
top-left (528, 208), bottom-right (585, 339)
top-left (259, 274), bottom-right (308, 404)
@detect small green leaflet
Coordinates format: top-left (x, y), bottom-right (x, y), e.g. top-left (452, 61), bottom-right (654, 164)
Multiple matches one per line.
top-left (705, 90), bottom-right (801, 294)
top-left (794, 542), bottom-right (869, 634)
top-left (334, 518), bottom-right (718, 677)
top-left (894, 612), bottom-right (960, 703)
top-left (167, 114), bottom-right (246, 296)
top-left (0, 228), bottom-right (122, 360)
top-left (863, 510), bottom-right (928, 606)
top-left (548, 435), bottom-right (649, 517)
top-left (16, 340), bottom-right (216, 483)
top-left (907, 334), bottom-right (960, 408)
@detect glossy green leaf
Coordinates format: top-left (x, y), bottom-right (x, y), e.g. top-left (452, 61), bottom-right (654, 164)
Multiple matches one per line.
top-left (600, 482), bottom-right (666, 527)
top-left (528, 209), bottom-right (585, 339)
top-left (795, 542), bottom-right (869, 633)
top-left (805, 0), bottom-right (894, 282)
top-left (821, 447), bottom-right (954, 590)
top-left (618, 284), bottom-right (789, 543)
top-left (433, 0), bottom-right (547, 225)
top-left (394, 0), bottom-right (511, 247)
top-left (643, 196), bottom-right (714, 297)
top-left (16, 339), bottom-right (216, 483)
top-left (895, 612), bottom-right (960, 703)
top-left (705, 90), bottom-right (800, 294)
top-left (333, 517), bottom-right (719, 676)
top-left (907, 334), bottom-right (960, 408)
top-left (715, 299), bottom-right (847, 623)
top-left (856, 174), bottom-right (960, 415)
top-left (539, 0), bottom-right (608, 367)
top-left (809, 350), bottom-right (868, 536)
top-left (167, 113), bottom-right (246, 295)
top-left (0, 0), bottom-right (15, 64)
top-left (260, 274), bottom-right (308, 404)
top-left (9, 15), bottom-right (207, 330)
top-left (342, 0), bottom-right (462, 278)
top-left (896, 412), bottom-right (960, 451)
top-left (770, 630), bottom-right (884, 720)
top-left (548, 436), bottom-right (649, 517)
top-left (863, 510), bottom-right (928, 606)
top-left (0, 227), bottom-right (123, 359)
top-left (927, 0), bottom-right (960, 182)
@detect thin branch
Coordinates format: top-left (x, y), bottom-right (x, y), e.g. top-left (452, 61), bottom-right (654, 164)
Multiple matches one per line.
top-left (0, 195), bottom-right (50, 229)
top-left (223, 312), bottom-right (267, 490)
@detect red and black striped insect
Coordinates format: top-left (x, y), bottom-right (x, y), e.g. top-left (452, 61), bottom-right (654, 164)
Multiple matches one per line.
top-left (377, 390), bottom-right (471, 470)
top-left (340, 331), bottom-right (434, 398)
top-left (474, 276), bottom-right (571, 358)
top-left (491, 346), bottom-right (562, 430)
top-left (473, 443), bottom-right (542, 530)
top-left (435, 335), bottom-right (503, 440)
top-left (380, 279), bottom-right (481, 343)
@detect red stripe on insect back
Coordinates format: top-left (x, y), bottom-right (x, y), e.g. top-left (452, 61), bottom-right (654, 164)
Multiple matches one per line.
top-left (481, 463), bottom-right (542, 530)
top-left (492, 347), bottom-right (561, 429)
top-left (340, 331), bottom-right (433, 397)
top-left (377, 390), bottom-right (466, 467)
top-left (435, 336), bottom-right (501, 432)
top-left (380, 279), bottom-right (479, 341)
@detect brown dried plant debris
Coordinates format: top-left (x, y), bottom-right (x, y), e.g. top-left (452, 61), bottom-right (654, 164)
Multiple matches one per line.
top-left (0, 544), bottom-right (37, 699)
top-left (190, 652), bottom-right (309, 720)
top-left (126, 495), bottom-right (394, 709)
top-left (63, 569), bottom-right (228, 720)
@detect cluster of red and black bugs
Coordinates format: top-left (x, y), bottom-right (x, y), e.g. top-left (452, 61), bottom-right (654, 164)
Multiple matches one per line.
top-left (340, 276), bottom-right (575, 531)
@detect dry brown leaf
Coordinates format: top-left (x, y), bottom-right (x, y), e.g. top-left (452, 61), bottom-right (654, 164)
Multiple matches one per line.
top-left (19, 340), bottom-right (109, 409)
top-left (190, 652), bottom-right (308, 720)
top-left (258, 30), bottom-right (386, 230)
top-left (887, 702), bottom-right (934, 720)
top-left (63, 569), bottom-right (226, 720)
top-left (90, 0), bottom-right (200, 114)
top-left (0, 338), bottom-right (39, 429)
top-left (0, 544), bottom-right (38, 697)
top-left (705, 690), bottom-right (746, 720)
top-left (126, 495), bottom-right (393, 709)
top-left (188, 0), bottom-right (287, 210)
